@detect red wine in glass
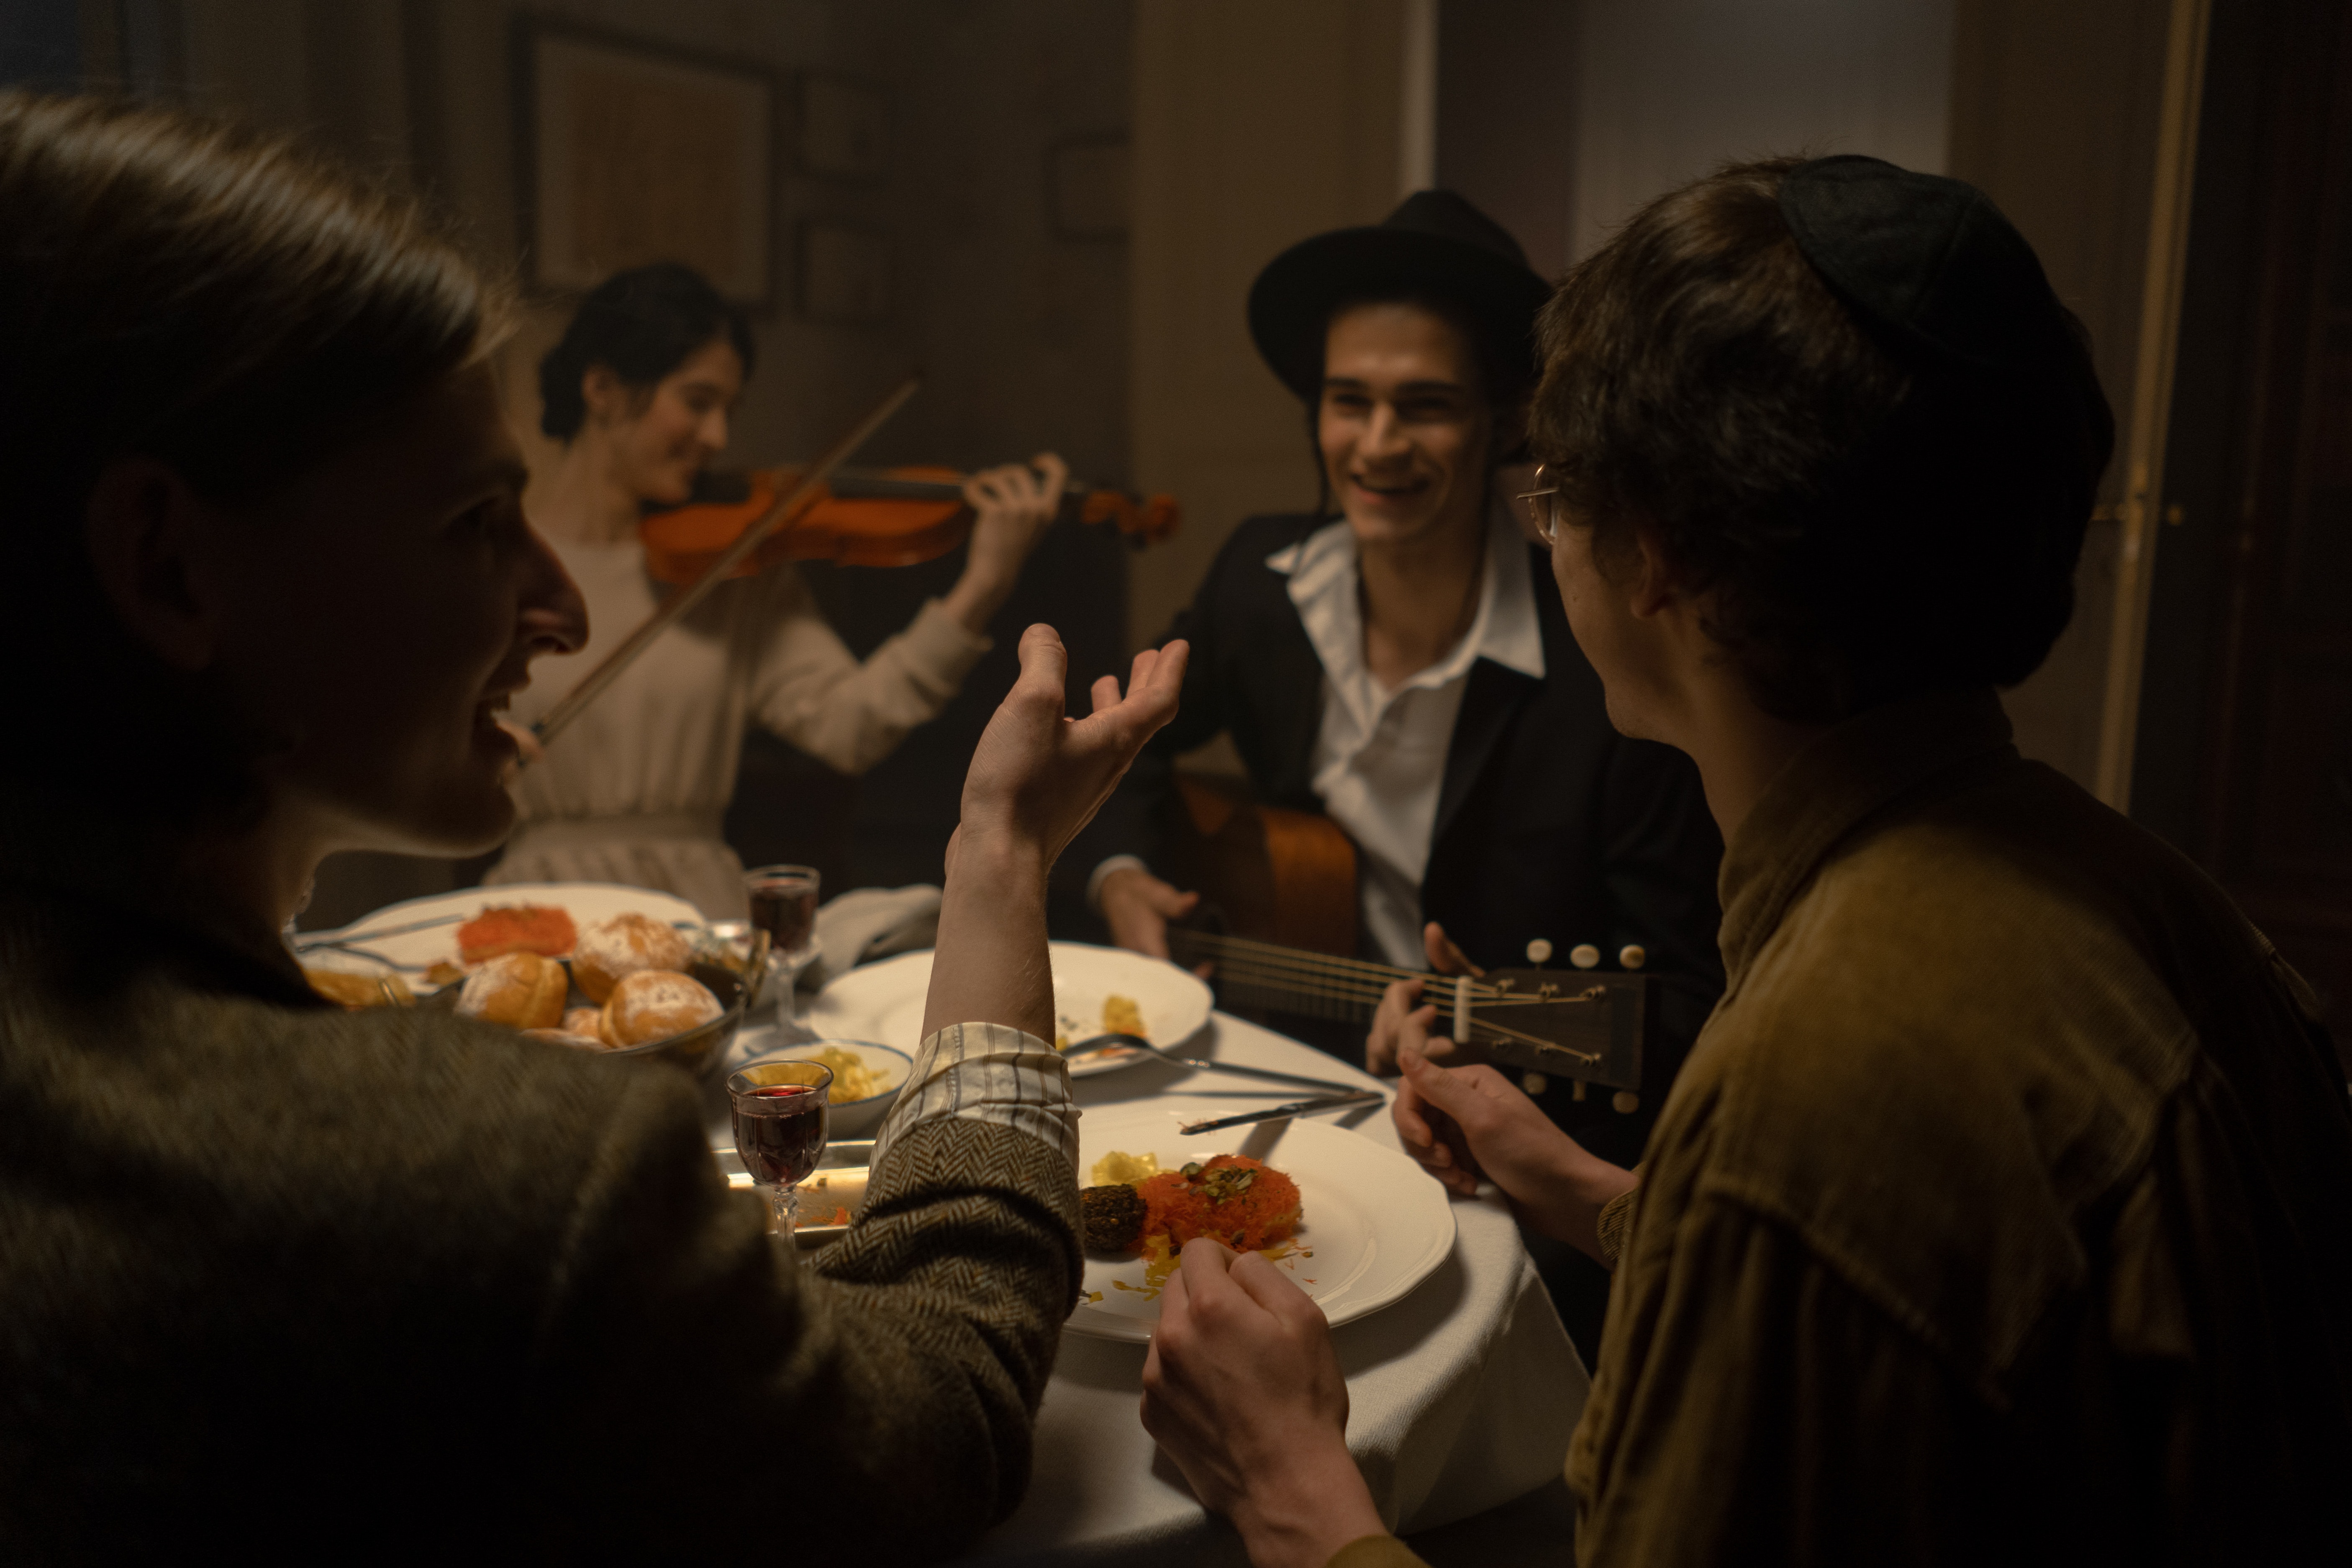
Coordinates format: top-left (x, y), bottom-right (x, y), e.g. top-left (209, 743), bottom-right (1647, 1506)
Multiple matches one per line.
top-left (734, 1085), bottom-right (827, 1188)
top-left (726, 1060), bottom-right (833, 1238)
top-left (744, 865), bottom-right (820, 968)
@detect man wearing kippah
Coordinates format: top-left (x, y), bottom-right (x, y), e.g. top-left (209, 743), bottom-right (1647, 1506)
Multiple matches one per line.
top-left (1134, 156), bottom-right (2352, 1567)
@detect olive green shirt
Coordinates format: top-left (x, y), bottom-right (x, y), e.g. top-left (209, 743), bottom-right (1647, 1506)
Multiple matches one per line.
top-left (1567, 688), bottom-right (2352, 1564)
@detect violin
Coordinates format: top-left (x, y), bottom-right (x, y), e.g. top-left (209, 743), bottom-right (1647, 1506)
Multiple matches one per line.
top-left (638, 463), bottom-right (1180, 584)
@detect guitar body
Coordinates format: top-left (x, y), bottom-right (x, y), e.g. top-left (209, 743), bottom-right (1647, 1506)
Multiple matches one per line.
top-left (1159, 775), bottom-right (1650, 1095)
top-left (1167, 775), bottom-right (1358, 956)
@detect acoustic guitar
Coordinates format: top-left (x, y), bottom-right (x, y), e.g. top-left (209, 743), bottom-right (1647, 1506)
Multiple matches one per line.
top-left (1162, 775), bottom-right (1649, 1093)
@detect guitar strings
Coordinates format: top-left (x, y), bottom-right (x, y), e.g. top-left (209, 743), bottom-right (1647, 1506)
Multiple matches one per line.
top-left (1171, 931), bottom-right (1492, 995)
top-left (1172, 930), bottom-right (1584, 1003)
top-left (1172, 932), bottom-right (1598, 1012)
top-left (1180, 952), bottom-right (1605, 1059)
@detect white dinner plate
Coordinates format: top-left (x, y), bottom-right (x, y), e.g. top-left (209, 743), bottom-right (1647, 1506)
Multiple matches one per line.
top-left (1066, 1106), bottom-right (1455, 1342)
top-left (300, 881), bottom-right (705, 983)
top-left (801, 940), bottom-right (1212, 1078)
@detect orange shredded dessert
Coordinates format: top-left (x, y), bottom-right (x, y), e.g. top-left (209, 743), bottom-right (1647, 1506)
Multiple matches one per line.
top-left (457, 904), bottom-right (578, 965)
top-left (1134, 1155), bottom-right (1302, 1252)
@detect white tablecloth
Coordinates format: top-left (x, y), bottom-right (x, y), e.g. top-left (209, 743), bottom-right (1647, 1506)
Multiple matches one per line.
top-left (969, 1011), bottom-right (1588, 1565)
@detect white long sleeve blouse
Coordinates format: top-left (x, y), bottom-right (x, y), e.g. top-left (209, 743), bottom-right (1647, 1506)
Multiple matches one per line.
top-left (491, 539), bottom-right (988, 916)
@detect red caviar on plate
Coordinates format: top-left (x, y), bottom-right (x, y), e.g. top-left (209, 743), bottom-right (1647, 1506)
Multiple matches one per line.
top-left (457, 905), bottom-right (578, 965)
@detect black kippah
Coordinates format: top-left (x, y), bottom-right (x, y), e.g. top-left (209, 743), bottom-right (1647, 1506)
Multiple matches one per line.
top-left (1779, 154), bottom-right (2072, 375)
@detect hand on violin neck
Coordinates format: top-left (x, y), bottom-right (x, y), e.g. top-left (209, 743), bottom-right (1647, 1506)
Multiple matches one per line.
top-left (945, 452), bottom-right (1070, 633)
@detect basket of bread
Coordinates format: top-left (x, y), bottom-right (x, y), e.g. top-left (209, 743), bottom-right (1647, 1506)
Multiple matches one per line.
top-left (306, 901), bottom-right (769, 1078)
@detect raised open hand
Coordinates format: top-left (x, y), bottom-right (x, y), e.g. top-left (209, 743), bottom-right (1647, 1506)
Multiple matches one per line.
top-left (924, 626), bottom-right (1188, 1044)
top-left (950, 625), bottom-right (1188, 876)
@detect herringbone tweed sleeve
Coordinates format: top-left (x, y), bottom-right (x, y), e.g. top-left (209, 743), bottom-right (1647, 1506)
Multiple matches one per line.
top-left (512, 1025), bottom-right (1081, 1564)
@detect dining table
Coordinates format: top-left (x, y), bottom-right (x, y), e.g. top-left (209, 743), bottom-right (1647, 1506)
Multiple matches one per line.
top-left (714, 1002), bottom-right (1592, 1566)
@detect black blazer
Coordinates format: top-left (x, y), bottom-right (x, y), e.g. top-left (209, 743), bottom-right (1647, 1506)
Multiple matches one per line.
top-left (1075, 514), bottom-right (1726, 1166)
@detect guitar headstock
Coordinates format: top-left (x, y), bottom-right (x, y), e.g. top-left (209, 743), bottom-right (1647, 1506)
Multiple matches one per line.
top-left (1456, 967), bottom-right (1647, 1092)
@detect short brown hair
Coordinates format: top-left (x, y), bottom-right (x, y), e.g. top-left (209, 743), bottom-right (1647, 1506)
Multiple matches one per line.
top-left (0, 93), bottom-right (503, 818)
top-left (1531, 157), bottom-right (2113, 721)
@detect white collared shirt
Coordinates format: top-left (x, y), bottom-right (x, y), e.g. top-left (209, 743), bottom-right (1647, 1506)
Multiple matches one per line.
top-left (1266, 505), bottom-right (1545, 966)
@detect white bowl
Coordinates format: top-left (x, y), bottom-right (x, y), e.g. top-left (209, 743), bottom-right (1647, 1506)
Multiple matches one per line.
top-left (757, 1039), bottom-right (912, 1139)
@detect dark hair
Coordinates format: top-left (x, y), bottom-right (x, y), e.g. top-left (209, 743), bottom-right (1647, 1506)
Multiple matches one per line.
top-left (537, 263), bottom-right (755, 440)
top-left (1531, 157), bottom-right (2114, 721)
top-left (0, 92), bottom-right (499, 819)
top-left (1307, 291), bottom-right (1534, 519)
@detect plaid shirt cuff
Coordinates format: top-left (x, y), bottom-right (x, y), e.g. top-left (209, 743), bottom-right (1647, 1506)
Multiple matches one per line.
top-left (873, 1021), bottom-right (1077, 1167)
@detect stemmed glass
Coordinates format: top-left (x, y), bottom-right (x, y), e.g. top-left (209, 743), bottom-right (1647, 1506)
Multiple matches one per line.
top-left (744, 864), bottom-right (822, 1028)
top-left (744, 865), bottom-right (821, 970)
top-left (727, 1058), bottom-right (833, 1240)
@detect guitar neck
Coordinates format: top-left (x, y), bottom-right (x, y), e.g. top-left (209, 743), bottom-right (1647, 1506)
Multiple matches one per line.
top-left (1165, 928), bottom-right (1649, 1090)
top-left (1165, 929), bottom-right (1404, 1024)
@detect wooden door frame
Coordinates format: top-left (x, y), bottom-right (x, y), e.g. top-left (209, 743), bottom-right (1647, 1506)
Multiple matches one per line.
top-left (2096, 0), bottom-right (2214, 811)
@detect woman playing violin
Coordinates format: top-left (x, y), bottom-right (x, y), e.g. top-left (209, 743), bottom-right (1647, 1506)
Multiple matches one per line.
top-left (492, 262), bottom-right (1066, 916)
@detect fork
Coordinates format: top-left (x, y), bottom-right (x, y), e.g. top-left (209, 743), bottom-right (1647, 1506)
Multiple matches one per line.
top-left (1061, 1033), bottom-right (1365, 1095)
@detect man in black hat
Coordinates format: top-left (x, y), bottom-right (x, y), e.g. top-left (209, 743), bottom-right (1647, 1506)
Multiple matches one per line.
top-left (1135, 157), bottom-right (2352, 1567)
top-left (1073, 190), bottom-right (1724, 1354)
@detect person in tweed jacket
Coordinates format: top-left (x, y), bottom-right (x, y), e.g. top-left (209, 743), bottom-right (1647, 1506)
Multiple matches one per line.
top-left (0, 92), bottom-right (1185, 1563)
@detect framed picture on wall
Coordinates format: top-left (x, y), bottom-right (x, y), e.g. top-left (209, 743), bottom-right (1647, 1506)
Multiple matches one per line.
top-left (796, 74), bottom-right (888, 180)
top-left (518, 22), bottom-right (776, 306)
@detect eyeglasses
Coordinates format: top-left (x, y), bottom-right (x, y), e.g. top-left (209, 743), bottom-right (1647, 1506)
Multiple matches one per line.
top-left (1516, 464), bottom-right (1566, 545)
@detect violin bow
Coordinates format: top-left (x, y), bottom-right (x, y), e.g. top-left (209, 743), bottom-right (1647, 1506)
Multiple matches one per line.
top-left (529, 374), bottom-right (922, 752)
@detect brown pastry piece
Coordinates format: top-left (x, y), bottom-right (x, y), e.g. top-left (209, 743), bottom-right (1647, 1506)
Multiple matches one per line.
top-left (302, 967), bottom-right (414, 1010)
top-left (561, 1006), bottom-right (605, 1044)
top-left (600, 969), bottom-right (723, 1047)
top-left (455, 951), bottom-right (567, 1031)
top-left (1081, 1184), bottom-right (1147, 1254)
top-left (521, 1027), bottom-right (607, 1052)
top-left (571, 912), bottom-right (693, 1004)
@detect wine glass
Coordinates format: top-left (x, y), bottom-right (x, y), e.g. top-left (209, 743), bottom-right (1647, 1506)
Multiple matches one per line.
top-left (727, 1058), bottom-right (833, 1240)
top-left (744, 864), bottom-right (821, 1026)
top-left (744, 865), bottom-right (821, 968)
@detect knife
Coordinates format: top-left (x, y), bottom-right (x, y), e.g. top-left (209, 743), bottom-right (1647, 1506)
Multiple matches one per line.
top-left (1176, 1089), bottom-right (1385, 1135)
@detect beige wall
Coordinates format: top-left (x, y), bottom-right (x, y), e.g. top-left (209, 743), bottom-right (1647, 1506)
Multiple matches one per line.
top-left (1566, 0), bottom-right (1955, 262)
top-left (1126, 0), bottom-right (1421, 649)
top-left (1947, 0), bottom-right (2174, 790)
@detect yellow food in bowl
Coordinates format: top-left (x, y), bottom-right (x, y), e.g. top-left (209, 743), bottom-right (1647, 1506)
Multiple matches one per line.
top-left (804, 1045), bottom-right (895, 1104)
top-left (1101, 994), bottom-right (1146, 1037)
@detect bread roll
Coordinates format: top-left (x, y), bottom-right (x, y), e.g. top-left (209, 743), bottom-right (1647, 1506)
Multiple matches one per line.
top-left (561, 1006), bottom-right (605, 1043)
top-left (600, 969), bottom-right (723, 1047)
top-left (572, 912), bottom-right (693, 1004)
top-left (456, 952), bottom-right (567, 1031)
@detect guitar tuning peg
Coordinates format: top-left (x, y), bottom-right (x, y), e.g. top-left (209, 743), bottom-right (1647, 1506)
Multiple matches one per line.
top-left (1618, 944), bottom-right (1646, 970)
top-left (1525, 938), bottom-right (1553, 965)
top-left (1569, 943), bottom-right (1601, 970)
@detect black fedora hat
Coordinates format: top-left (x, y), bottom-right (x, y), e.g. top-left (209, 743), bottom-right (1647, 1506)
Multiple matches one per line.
top-left (1247, 189), bottom-right (1552, 402)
